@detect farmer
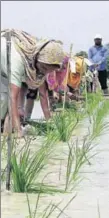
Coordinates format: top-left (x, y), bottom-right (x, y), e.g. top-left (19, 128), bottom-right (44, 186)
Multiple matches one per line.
top-left (1, 29), bottom-right (65, 137)
top-left (18, 81), bottom-right (54, 121)
top-left (88, 34), bottom-right (108, 94)
top-left (18, 57), bottom-right (68, 120)
top-left (18, 69), bottom-right (67, 121)
top-left (21, 55), bottom-right (86, 119)
top-left (46, 55), bottom-right (86, 103)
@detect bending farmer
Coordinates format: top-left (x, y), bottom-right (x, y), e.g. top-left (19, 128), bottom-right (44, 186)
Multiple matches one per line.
top-left (1, 29), bottom-right (65, 137)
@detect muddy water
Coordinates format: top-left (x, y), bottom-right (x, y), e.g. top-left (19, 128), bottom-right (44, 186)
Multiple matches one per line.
top-left (1, 102), bottom-right (109, 218)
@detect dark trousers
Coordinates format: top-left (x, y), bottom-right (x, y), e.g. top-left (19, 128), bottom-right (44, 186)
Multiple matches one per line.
top-left (25, 81), bottom-right (54, 100)
top-left (98, 70), bottom-right (108, 90)
top-left (67, 85), bottom-right (74, 93)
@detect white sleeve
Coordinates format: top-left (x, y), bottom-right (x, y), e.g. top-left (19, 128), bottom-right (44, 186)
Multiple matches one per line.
top-left (1, 37), bottom-right (25, 88)
top-left (11, 53), bottom-right (25, 88)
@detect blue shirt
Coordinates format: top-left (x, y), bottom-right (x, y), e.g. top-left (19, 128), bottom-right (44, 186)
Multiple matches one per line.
top-left (88, 45), bottom-right (108, 71)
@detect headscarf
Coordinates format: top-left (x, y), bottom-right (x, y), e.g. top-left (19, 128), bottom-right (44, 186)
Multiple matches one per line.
top-left (38, 41), bottom-right (65, 65)
top-left (1, 29), bottom-right (65, 87)
top-left (46, 55), bottom-right (69, 92)
top-left (46, 55), bottom-right (85, 92)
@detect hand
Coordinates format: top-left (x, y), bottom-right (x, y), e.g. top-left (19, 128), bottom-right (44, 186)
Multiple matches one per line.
top-left (93, 63), bottom-right (99, 68)
top-left (17, 129), bottom-right (25, 138)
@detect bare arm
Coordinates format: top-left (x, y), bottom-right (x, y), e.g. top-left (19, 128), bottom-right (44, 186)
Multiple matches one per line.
top-left (18, 84), bottom-right (28, 118)
top-left (18, 84), bottom-right (27, 109)
top-left (10, 84), bottom-right (22, 136)
top-left (39, 82), bottom-right (51, 120)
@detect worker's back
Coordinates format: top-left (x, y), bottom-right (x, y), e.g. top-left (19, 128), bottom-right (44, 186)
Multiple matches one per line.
top-left (1, 36), bottom-right (25, 80)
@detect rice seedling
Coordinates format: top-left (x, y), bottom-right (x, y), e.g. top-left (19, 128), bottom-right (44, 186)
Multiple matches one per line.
top-left (1, 167), bottom-right (6, 182)
top-left (1, 91), bottom-right (109, 217)
top-left (54, 101), bottom-right (77, 111)
top-left (26, 119), bottom-right (55, 136)
top-left (24, 93), bottom-right (103, 142)
top-left (64, 98), bottom-right (109, 192)
top-left (84, 92), bottom-right (103, 120)
top-left (64, 138), bottom-right (92, 191)
top-left (89, 99), bottom-right (109, 141)
top-left (52, 110), bottom-right (79, 142)
top-left (1, 135), bottom-right (19, 184)
top-left (43, 94), bottom-right (106, 190)
top-left (26, 189), bottom-right (77, 218)
top-left (11, 135), bottom-right (65, 194)
top-left (65, 142), bottom-right (75, 191)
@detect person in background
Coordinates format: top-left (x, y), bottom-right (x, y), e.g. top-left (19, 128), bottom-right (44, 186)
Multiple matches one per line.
top-left (19, 55), bottom-right (88, 122)
top-left (88, 34), bottom-right (108, 94)
top-left (1, 29), bottom-right (65, 137)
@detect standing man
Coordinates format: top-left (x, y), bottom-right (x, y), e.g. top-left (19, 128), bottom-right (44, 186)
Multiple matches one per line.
top-left (88, 34), bottom-right (108, 94)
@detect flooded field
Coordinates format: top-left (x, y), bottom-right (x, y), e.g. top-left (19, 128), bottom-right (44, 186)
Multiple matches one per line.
top-left (1, 101), bottom-right (109, 218)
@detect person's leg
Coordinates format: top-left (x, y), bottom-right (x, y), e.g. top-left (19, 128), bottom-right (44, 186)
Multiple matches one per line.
top-left (1, 74), bottom-right (13, 133)
top-left (93, 75), bottom-right (96, 93)
top-left (1, 99), bottom-right (7, 133)
top-left (3, 113), bottom-right (11, 134)
top-left (1, 92), bottom-right (8, 121)
top-left (45, 82), bottom-right (55, 110)
top-left (98, 70), bottom-right (108, 94)
top-left (1, 120), bottom-right (4, 133)
top-left (1, 92), bottom-right (10, 134)
top-left (25, 89), bottom-right (38, 120)
top-left (68, 85), bottom-right (74, 93)
top-left (48, 89), bottom-right (54, 105)
top-left (18, 83), bottom-right (28, 108)
top-left (18, 82), bottom-right (28, 122)
top-left (1, 76), bottom-right (8, 121)
top-left (90, 82), bottom-right (93, 92)
top-left (58, 93), bottom-right (63, 103)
